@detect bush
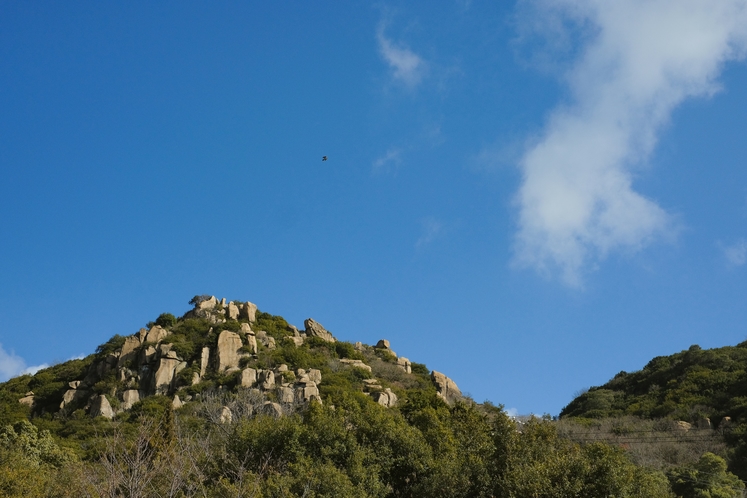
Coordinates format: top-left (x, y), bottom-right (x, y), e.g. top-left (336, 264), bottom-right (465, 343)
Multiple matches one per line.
top-left (95, 335), bottom-right (126, 357)
top-left (155, 313), bottom-right (177, 328)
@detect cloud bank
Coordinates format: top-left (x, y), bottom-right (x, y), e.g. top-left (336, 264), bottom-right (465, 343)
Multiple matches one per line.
top-left (377, 26), bottom-right (427, 87)
top-left (0, 343), bottom-right (48, 381)
top-left (513, 0), bottom-right (747, 286)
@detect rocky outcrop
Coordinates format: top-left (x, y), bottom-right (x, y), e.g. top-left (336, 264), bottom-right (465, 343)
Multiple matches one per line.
top-left (241, 368), bottom-right (257, 387)
top-left (372, 388), bottom-right (398, 408)
top-left (259, 370), bottom-right (275, 390)
top-left (397, 357), bottom-right (412, 374)
top-left (216, 330), bottom-right (242, 372)
top-left (240, 302), bottom-right (258, 322)
top-left (198, 296), bottom-right (218, 310)
top-left (118, 336), bottom-right (141, 368)
top-left (308, 369), bottom-right (322, 384)
top-left (220, 406), bottom-right (232, 424)
top-left (278, 386), bottom-right (295, 403)
top-left (304, 319), bottom-right (335, 343)
top-left (256, 331), bottom-right (275, 350)
top-left (90, 395), bottom-right (115, 419)
top-left (59, 388), bottom-right (87, 411)
top-left (227, 302), bottom-right (240, 320)
top-left (145, 325), bottom-right (170, 344)
top-left (339, 359), bottom-right (372, 372)
top-left (172, 395), bottom-right (183, 410)
top-left (262, 401), bottom-right (283, 418)
top-left (200, 347), bottom-right (210, 378)
top-left (431, 371), bottom-right (461, 404)
top-left (375, 339), bottom-right (397, 357)
top-left (153, 358), bottom-right (181, 395)
top-left (121, 390), bottom-right (140, 411)
top-left (675, 421), bottom-right (692, 431)
top-left (18, 392), bottom-right (35, 407)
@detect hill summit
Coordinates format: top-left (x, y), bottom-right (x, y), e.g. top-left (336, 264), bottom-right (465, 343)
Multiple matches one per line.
top-left (10, 295), bottom-right (462, 422)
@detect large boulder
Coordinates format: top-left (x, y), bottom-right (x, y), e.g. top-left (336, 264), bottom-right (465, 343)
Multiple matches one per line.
top-left (259, 370), bottom-right (275, 390)
top-left (261, 401), bottom-right (283, 418)
top-left (240, 302), bottom-right (258, 322)
top-left (216, 330), bottom-right (242, 372)
top-left (372, 388), bottom-right (398, 408)
top-left (308, 369), bottom-right (322, 384)
top-left (339, 359), bottom-right (372, 372)
top-left (397, 357), bottom-right (412, 374)
top-left (227, 302), bottom-right (240, 320)
top-left (219, 406), bottom-right (232, 424)
top-left (431, 371), bottom-right (461, 404)
top-left (153, 358), bottom-right (181, 395)
top-left (296, 382), bottom-right (319, 402)
top-left (118, 336), bottom-right (141, 368)
top-left (90, 395), bottom-right (115, 419)
top-left (121, 390), bottom-right (140, 411)
top-left (145, 325), bottom-right (170, 344)
top-left (200, 347), bottom-right (210, 377)
top-left (241, 368), bottom-right (258, 387)
top-left (18, 394), bottom-right (35, 407)
top-left (245, 335), bottom-right (258, 354)
top-left (375, 339), bottom-right (397, 357)
top-left (59, 389), bottom-right (87, 411)
top-left (278, 386), bottom-right (295, 403)
top-left (197, 296), bottom-right (218, 310)
top-left (304, 318), bottom-right (335, 343)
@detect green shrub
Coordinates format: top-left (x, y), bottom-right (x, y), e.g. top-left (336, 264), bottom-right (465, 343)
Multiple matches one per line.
top-left (334, 342), bottom-right (364, 361)
top-left (95, 335), bottom-right (126, 357)
top-left (155, 313), bottom-right (177, 328)
top-left (411, 362), bottom-right (429, 376)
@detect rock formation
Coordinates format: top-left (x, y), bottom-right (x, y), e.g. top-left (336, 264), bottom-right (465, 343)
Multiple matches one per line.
top-left (339, 359), bottom-right (372, 372)
top-left (216, 330), bottom-right (242, 372)
top-left (241, 368), bottom-right (257, 387)
top-left (431, 371), bottom-right (461, 404)
top-left (227, 302), bottom-right (240, 320)
top-left (90, 395), bottom-right (114, 419)
top-left (304, 318), bottom-right (335, 343)
top-left (240, 301), bottom-right (258, 322)
top-left (397, 357), bottom-right (412, 374)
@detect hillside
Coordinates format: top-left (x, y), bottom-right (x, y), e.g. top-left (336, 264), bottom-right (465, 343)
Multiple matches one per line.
top-left (0, 296), bottom-right (743, 497)
top-left (560, 342), bottom-right (747, 480)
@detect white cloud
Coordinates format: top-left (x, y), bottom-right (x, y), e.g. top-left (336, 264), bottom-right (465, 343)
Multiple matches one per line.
top-left (722, 238), bottom-right (747, 266)
top-left (505, 407), bottom-right (520, 418)
top-left (416, 217), bottom-right (443, 248)
top-left (513, 0), bottom-right (747, 286)
top-left (21, 363), bottom-right (49, 376)
top-left (372, 147), bottom-right (403, 174)
top-left (0, 343), bottom-right (29, 381)
top-left (377, 26), bottom-right (427, 87)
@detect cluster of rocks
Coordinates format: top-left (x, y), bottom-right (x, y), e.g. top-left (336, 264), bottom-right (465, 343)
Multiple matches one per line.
top-left (373, 339), bottom-right (412, 374)
top-left (362, 379), bottom-right (398, 408)
top-left (25, 298), bottom-right (336, 420)
top-left (19, 297), bottom-right (467, 420)
top-left (187, 297), bottom-right (258, 324)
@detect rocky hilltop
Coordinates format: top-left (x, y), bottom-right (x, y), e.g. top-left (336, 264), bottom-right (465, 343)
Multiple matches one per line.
top-left (14, 295), bottom-right (462, 423)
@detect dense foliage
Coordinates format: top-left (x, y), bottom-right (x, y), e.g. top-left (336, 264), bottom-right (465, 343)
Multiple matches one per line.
top-left (561, 342), bottom-right (747, 482)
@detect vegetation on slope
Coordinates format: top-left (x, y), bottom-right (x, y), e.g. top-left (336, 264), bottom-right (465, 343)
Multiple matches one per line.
top-left (560, 342), bottom-right (747, 483)
top-left (0, 299), bottom-right (744, 496)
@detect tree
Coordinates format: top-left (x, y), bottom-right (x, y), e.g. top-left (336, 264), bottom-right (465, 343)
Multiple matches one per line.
top-left (668, 452), bottom-right (745, 498)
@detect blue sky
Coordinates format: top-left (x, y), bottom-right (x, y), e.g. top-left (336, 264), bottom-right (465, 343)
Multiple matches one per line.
top-left (1, 1), bottom-right (746, 416)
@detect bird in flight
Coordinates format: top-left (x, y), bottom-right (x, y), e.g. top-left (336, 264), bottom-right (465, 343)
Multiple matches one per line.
top-left (322, 156), bottom-right (328, 161)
